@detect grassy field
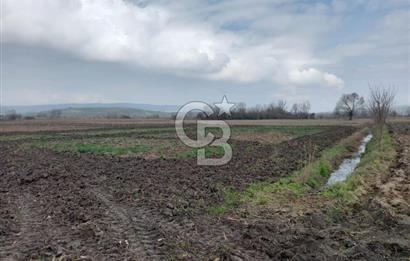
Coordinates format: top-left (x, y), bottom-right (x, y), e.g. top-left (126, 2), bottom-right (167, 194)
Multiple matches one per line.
top-left (8, 124), bottom-right (336, 159)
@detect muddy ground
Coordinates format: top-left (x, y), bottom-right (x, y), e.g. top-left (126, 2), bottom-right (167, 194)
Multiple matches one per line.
top-left (0, 123), bottom-right (409, 260)
top-left (224, 123), bottom-right (410, 260)
top-left (0, 118), bottom-right (373, 134)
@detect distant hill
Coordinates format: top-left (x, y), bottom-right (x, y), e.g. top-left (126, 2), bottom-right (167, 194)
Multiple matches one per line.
top-left (5, 103), bottom-right (179, 114)
top-left (34, 107), bottom-right (172, 118)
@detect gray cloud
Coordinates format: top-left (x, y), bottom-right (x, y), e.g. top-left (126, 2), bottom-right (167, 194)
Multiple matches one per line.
top-left (2, 0), bottom-right (344, 87)
top-left (2, 0), bottom-right (409, 110)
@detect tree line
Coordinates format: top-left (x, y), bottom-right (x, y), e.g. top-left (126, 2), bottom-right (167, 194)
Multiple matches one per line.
top-left (1, 86), bottom-right (408, 121)
top-left (202, 86), bottom-right (405, 121)
top-left (226, 100), bottom-right (314, 120)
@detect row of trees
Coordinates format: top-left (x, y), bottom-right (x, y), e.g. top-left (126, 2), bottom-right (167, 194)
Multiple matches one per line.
top-left (0, 109), bottom-right (159, 120)
top-left (204, 86), bottom-right (402, 121)
top-left (333, 86), bottom-right (398, 121)
top-left (0, 109), bottom-right (62, 120)
top-left (0, 109), bottom-right (62, 121)
top-left (0, 110), bottom-right (23, 121)
top-left (207, 100), bottom-right (314, 120)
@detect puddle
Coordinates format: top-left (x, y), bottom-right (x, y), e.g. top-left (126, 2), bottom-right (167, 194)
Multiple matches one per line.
top-left (326, 134), bottom-right (373, 186)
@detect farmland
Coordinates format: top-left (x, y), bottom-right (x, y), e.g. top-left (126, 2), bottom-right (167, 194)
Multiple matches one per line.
top-left (0, 119), bottom-right (409, 260)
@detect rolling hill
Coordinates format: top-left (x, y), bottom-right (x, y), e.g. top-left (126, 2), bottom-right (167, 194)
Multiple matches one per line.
top-left (5, 103), bottom-right (179, 114)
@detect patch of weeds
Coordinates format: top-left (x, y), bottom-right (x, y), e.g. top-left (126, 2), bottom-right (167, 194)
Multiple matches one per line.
top-left (294, 144), bottom-right (348, 189)
top-left (327, 206), bottom-right (343, 222)
top-left (81, 127), bottom-right (176, 137)
top-left (176, 148), bottom-right (198, 159)
top-left (319, 161), bottom-right (330, 177)
top-left (215, 245), bottom-right (236, 260)
top-left (176, 145), bottom-right (230, 159)
top-left (269, 178), bottom-right (308, 196)
top-left (204, 145), bottom-right (230, 158)
top-left (208, 205), bottom-right (230, 215)
top-left (245, 143), bottom-right (257, 152)
top-left (29, 252), bottom-right (55, 261)
top-left (209, 180), bottom-right (307, 215)
top-left (232, 126), bottom-right (329, 137)
top-left (27, 140), bottom-right (52, 150)
top-left (177, 240), bottom-right (192, 251)
top-left (169, 240), bottom-right (194, 260)
top-left (208, 187), bottom-right (241, 215)
top-left (325, 205), bottom-right (353, 223)
top-left (323, 127), bottom-right (395, 202)
top-left (131, 190), bottom-right (140, 199)
top-left (34, 142), bottom-right (151, 155)
top-left (0, 134), bottom-right (31, 141)
top-left (243, 183), bottom-right (274, 204)
top-left (322, 144), bottom-right (348, 162)
top-left (1, 133), bottom-right (56, 142)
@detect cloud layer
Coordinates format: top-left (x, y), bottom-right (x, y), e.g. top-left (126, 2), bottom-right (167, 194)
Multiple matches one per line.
top-left (3, 0), bottom-right (346, 88)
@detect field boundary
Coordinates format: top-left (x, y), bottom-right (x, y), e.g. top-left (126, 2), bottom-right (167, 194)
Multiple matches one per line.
top-left (208, 127), bottom-right (370, 214)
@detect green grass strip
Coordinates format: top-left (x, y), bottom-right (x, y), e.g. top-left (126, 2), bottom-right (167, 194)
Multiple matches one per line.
top-left (33, 142), bottom-right (151, 155)
top-left (176, 145), bottom-right (230, 159)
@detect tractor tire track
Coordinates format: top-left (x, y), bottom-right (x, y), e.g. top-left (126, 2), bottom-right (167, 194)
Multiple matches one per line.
top-left (90, 188), bottom-right (166, 260)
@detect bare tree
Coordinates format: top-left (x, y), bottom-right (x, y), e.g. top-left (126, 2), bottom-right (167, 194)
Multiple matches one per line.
top-left (277, 100), bottom-right (287, 112)
top-left (368, 85), bottom-right (396, 125)
top-left (291, 101), bottom-right (311, 119)
top-left (300, 101), bottom-right (311, 115)
top-left (334, 93), bottom-right (365, 120)
top-left (368, 85), bottom-right (396, 142)
top-left (291, 103), bottom-right (299, 116)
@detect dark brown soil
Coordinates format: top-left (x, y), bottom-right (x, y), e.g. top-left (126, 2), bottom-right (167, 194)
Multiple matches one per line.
top-left (222, 123), bottom-right (410, 261)
top-left (1, 124), bottom-right (408, 260)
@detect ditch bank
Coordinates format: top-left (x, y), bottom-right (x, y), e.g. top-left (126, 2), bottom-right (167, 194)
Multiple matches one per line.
top-left (208, 127), bottom-right (370, 214)
top-left (326, 133), bottom-right (373, 186)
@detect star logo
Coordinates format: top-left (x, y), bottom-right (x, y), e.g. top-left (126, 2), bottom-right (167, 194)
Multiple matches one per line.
top-left (214, 95), bottom-right (235, 116)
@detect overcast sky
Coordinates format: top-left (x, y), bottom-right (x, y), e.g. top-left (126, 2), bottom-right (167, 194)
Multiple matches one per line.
top-left (2, 0), bottom-right (409, 112)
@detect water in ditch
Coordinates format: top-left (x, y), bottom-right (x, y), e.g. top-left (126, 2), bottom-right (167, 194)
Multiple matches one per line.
top-left (326, 134), bottom-right (373, 186)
